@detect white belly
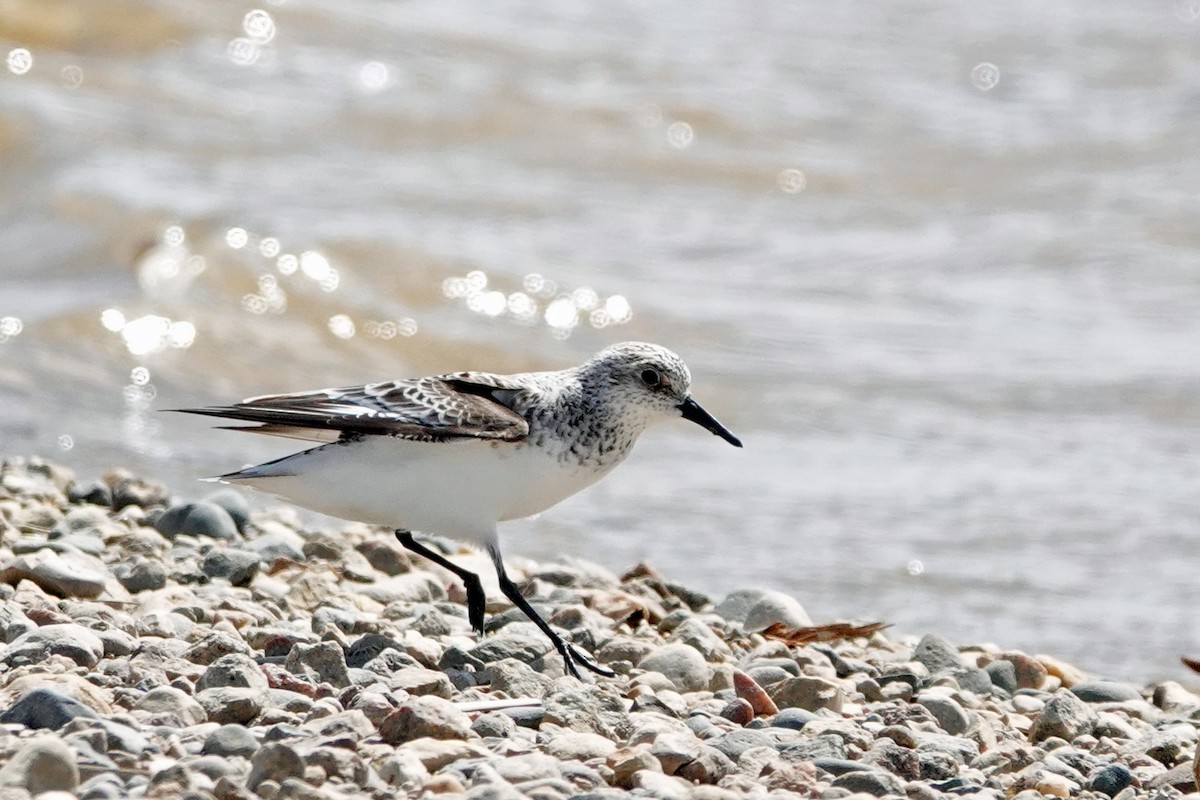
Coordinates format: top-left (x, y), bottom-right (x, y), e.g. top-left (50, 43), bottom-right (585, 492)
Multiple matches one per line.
top-left (227, 436), bottom-right (612, 537)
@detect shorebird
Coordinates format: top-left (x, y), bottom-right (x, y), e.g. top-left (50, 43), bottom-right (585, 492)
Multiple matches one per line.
top-left (176, 342), bottom-right (742, 678)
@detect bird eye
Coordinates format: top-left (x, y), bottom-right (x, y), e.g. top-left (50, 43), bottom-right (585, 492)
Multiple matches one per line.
top-left (640, 369), bottom-right (661, 387)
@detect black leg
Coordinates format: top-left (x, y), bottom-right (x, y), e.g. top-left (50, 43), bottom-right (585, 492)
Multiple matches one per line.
top-left (396, 530), bottom-right (487, 635)
top-left (487, 545), bottom-right (616, 680)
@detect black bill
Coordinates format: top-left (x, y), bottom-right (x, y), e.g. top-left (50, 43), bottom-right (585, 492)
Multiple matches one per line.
top-left (678, 397), bottom-right (743, 447)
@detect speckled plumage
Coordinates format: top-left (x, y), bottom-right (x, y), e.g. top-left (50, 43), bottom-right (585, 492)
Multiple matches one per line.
top-left (175, 342), bottom-right (741, 678)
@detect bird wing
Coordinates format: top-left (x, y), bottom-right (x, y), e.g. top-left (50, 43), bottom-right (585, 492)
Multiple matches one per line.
top-left (173, 372), bottom-right (531, 443)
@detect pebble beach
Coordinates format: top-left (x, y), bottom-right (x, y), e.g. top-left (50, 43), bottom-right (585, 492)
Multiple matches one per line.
top-left (0, 455), bottom-right (1197, 800)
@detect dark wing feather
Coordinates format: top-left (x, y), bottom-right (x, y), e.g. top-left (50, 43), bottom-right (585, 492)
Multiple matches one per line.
top-left (174, 373), bottom-right (531, 442)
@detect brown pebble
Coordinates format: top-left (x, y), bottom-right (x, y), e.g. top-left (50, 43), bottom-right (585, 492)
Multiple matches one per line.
top-left (733, 668), bottom-right (779, 717)
top-left (720, 697), bottom-right (754, 725)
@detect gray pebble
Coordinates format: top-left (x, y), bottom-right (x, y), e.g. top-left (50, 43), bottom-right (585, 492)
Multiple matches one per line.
top-left (202, 724), bottom-right (260, 757)
top-left (1029, 690), bottom-right (1099, 743)
top-left (113, 557), bottom-right (167, 593)
top-left (378, 696), bottom-right (472, 743)
top-left (767, 675), bottom-right (844, 713)
top-left (68, 480), bottom-right (113, 507)
top-left (133, 686), bottom-right (207, 726)
top-left (206, 489), bottom-right (251, 532)
top-left (1069, 680), bottom-right (1141, 703)
top-left (247, 742), bottom-right (305, 790)
top-left (3, 623), bottom-right (106, 668)
top-left (742, 591), bottom-right (813, 632)
top-left (770, 707), bottom-right (817, 731)
top-left (285, 641), bottom-right (350, 687)
top-left (913, 633), bottom-right (964, 674)
top-left (985, 659), bottom-right (1018, 694)
top-left (472, 711), bottom-right (517, 738)
top-left (197, 653), bottom-right (268, 692)
top-left (0, 687), bottom-right (99, 730)
top-left (0, 551), bottom-right (109, 599)
top-left (182, 630), bottom-right (253, 666)
top-left (200, 547), bottom-right (261, 585)
top-left (245, 522), bottom-right (306, 562)
top-left (916, 691), bottom-right (970, 735)
top-left (155, 500), bottom-right (239, 540)
top-left (637, 643), bottom-right (710, 692)
top-left (0, 735), bottom-right (79, 793)
top-left (831, 768), bottom-right (906, 797)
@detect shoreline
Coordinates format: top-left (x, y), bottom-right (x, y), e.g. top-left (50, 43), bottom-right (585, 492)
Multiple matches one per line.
top-left (0, 455), bottom-right (1197, 799)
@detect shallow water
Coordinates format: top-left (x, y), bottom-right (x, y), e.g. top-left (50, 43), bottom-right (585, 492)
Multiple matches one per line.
top-left (2, 0), bottom-right (1199, 680)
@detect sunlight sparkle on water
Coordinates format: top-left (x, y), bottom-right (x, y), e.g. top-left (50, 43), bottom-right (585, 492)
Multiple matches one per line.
top-left (101, 309), bottom-right (125, 332)
top-left (328, 314), bottom-right (355, 339)
top-left (61, 65), bottom-right (83, 88)
top-left (444, 270), bottom-right (631, 336)
top-left (300, 251), bottom-right (331, 280)
top-left (225, 227), bottom-right (249, 249)
top-left (359, 61), bottom-right (390, 93)
top-left (243, 10), bottom-right (276, 43)
top-left (131, 367), bottom-right (151, 385)
top-left (0, 316), bottom-right (23, 343)
top-left (971, 62), bottom-right (1000, 91)
top-left (777, 168), bottom-right (807, 194)
top-left (276, 254), bottom-right (298, 275)
top-left (106, 313), bottom-right (196, 355)
top-left (259, 237), bottom-right (281, 258)
top-left (906, 559), bottom-right (925, 577)
top-left (227, 38), bottom-right (260, 67)
top-left (6, 49), bottom-right (32, 76)
top-left (667, 121), bottom-right (694, 149)
top-left (57, 435), bottom-right (74, 451)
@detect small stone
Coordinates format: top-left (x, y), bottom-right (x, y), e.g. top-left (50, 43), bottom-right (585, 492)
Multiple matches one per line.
top-left (356, 538), bottom-right (411, 576)
top-left (770, 708), bottom-right (818, 731)
top-left (916, 691), bottom-right (970, 735)
top-left (472, 711), bottom-right (517, 739)
top-left (201, 547), bottom-right (261, 586)
top-left (156, 501), bottom-right (240, 540)
top-left (742, 591), bottom-right (813, 633)
top-left (245, 522), bottom-right (306, 562)
top-left (1036, 654), bottom-right (1087, 688)
top-left (675, 745), bottom-right (736, 784)
top-left (985, 660), bottom-right (1018, 694)
top-left (197, 653), bottom-right (268, 692)
top-left (712, 589), bottom-right (768, 624)
top-left (247, 742), bottom-right (305, 790)
top-left (831, 768), bottom-right (906, 797)
top-left (378, 696), bottom-right (472, 743)
top-left (112, 557), bottom-right (168, 593)
top-left (470, 632), bottom-right (552, 665)
top-left (768, 675), bottom-right (844, 713)
top-left (390, 667), bottom-right (454, 698)
top-left (2, 623), bottom-right (105, 668)
top-left (133, 686), bottom-right (207, 726)
top-left (0, 551), bottom-right (108, 599)
top-left (0, 687), bottom-right (98, 730)
top-left (720, 698), bottom-right (754, 725)
top-left (1035, 772), bottom-right (1077, 798)
top-left (202, 724), bottom-right (261, 758)
top-left (1087, 764), bottom-right (1134, 797)
top-left (1070, 681), bottom-right (1141, 703)
top-left (285, 641), bottom-right (350, 688)
top-left (206, 490), bottom-right (251, 533)
top-left (196, 687), bottom-right (265, 725)
top-left (913, 634), bottom-right (963, 674)
top-left (68, 480), bottom-right (113, 507)
top-left (107, 470), bottom-right (169, 510)
top-left (0, 735), bottom-right (79, 793)
top-left (637, 644), bottom-right (710, 692)
top-left (542, 683), bottom-right (632, 739)
top-left (607, 745), bottom-right (662, 788)
top-left (184, 631), bottom-right (254, 666)
top-left (732, 669), bottom-right (778, 717)
top-left (1029, 690), bottom-right (1099, 743)
top-left (544, 731), bottom-right (617, 761)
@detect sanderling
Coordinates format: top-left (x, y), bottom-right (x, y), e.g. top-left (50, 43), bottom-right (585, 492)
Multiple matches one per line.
top-left (175, 341), bottom-right (742, 678)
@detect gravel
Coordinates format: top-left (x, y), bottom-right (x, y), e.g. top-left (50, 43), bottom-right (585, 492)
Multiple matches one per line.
top-left (0, 456), bottom-right (1197, 800)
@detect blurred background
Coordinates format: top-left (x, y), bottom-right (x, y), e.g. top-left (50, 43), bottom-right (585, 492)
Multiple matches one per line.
top-left (1, 0), bottom-right (1198, 680)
